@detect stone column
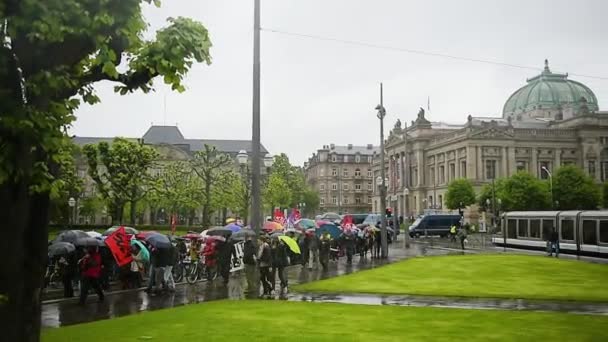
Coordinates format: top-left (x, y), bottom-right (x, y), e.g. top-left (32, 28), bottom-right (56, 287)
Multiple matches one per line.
top-left (502, 146), bottom-right (508, 178)
top-left (531, 147), bottom-right (538, 178)
top-left (477, 146), bottom-right (483, 180)
top-left (466, 146), bottom-right (475, 180)
top-left (455, 149), bottom-right (461, 179)
top-left (416, 150), bottom-right (424, 187)
top-left (434, 154), bottom-right (438, 186)
top-left (554, 148), bottom-right (561, 170)
top-left (508, 146), bottom-right (516, 176)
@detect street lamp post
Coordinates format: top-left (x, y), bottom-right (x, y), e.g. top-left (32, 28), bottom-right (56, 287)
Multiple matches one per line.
top-left (375, 84), bottom-right (388, 258)
top-left (541, 166), bottom-right (553, 209)
top-left (68, 197), bottom-right (76, 229)
top-left (251, 0), bottom-right (262, 234)
top-left (237, 150), bottom-right (249, 224)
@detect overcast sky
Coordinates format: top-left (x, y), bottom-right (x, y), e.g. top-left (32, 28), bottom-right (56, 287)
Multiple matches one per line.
top-left (70, 0), bottom-right (608, 165)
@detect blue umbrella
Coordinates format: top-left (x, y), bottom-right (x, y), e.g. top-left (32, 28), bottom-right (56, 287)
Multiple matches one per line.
top-left (224, 223), bottom-right (242, 233)
top-left (316, 223), bottom-right (342, 239)
top-left (130, 239), bottom-right (150, 262)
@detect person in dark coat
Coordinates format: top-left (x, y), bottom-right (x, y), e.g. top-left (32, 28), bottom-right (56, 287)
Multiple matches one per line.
top-left (548, 228), bottom-right (560, 257)
top-left (217, 239), bottom-right (236, 285)
top-left (59, 252), bottom-right (77, 298)
top-left (270, 238), bottom-right (290, 293)
top-left (78, 246), bottom-right (104, 304)
top-left (319, 233), bottom-right (332, 270)
top-left (341, 230), bottom-right (356, 264)
top-left (242, 236), bottom-right (258, 293)
top-left (257, 236), bottom-right (273, 297)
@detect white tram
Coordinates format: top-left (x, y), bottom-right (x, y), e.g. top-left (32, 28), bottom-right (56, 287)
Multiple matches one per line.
top-left (492, 211), bottom-right (608, 258)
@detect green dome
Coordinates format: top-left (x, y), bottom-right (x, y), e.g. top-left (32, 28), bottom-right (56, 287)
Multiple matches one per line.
top-left (503, 60), bottom-right (598, 118)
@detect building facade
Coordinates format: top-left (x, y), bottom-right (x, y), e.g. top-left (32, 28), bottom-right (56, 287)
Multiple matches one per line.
top-left (72, 125), bottom-right (269, 226)
top-left (372, 61), bottom-right (608, 221)
top-left (304, 144), bottom-right (379, 214)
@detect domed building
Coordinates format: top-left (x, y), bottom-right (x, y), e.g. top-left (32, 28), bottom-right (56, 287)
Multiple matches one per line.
top-left (372, 60), bottom-right (608, 220)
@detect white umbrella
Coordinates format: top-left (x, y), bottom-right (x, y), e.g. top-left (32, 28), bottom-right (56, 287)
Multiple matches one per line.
top-left (86, 231), bottom-right (102, 238)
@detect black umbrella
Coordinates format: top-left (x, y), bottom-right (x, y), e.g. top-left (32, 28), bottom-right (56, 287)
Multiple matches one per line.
top-left (145, 233), bottom-right (172, 249)
top-left (270, 231), bottom-right (285, 239)
top-left (53, 230), bottom-right (90, 244)
top-left (48, 242), bottom-right (76, 257)
top-left (74, 237), bottom-right (104, 247)
top-left (205, 227), bottom-right (232, 237)
top-left (103, 226), bottom-right (139, 236)
top-left (231, 228), bottom-right (257, 241)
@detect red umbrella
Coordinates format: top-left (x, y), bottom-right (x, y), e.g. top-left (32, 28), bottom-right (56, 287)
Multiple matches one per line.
top-left (263, 221), bottom-right (283, 232)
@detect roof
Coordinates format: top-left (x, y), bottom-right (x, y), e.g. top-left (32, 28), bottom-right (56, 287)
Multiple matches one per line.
top-left (503, 60), bottom-right (599, 118)
top-left (72, 126), bottom-right (268, 154)
top-left (328, 145), bottom-right (379, 155)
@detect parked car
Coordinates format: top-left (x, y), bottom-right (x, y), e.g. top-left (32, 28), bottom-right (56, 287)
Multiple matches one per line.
top-left (408, 214), bottom-right (461, 238)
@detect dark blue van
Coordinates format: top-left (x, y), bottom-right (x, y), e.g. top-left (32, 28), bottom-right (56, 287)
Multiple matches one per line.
top-left (408, 214), bottom-right (461, 237)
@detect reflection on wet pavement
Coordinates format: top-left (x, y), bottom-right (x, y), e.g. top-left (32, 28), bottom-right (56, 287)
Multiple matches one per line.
top-left (290, 293), bottom-right (608, 316)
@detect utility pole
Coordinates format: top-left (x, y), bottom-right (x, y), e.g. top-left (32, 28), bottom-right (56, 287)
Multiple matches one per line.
top-left (251, 0), bottom-right (262, 234)
top-left (376, 83), bottom-right (388, 258)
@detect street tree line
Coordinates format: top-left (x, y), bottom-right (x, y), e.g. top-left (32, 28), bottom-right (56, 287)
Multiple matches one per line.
top-left (53, 140), bottom-right (320, 228)
top-left (445, 165), bottom-right (608, 213)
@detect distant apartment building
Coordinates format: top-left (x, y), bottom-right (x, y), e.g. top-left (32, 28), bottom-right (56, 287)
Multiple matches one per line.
top-left (304, 143), bottom-right (379, 214)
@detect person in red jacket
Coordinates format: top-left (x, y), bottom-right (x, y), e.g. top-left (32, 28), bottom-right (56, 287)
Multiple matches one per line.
top-left (78, 246), bottom-right (105, 305)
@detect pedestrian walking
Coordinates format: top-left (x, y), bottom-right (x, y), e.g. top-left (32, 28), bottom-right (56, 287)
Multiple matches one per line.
top-left (271, 238), bottom-right (290, 293)
top-left (257, 236), bottom-right (273, 298)
top-left (242, 236), bottom-right (258, 293)
top-left (306, 233), bottom-right (319, 270)
top-left (59, 252), bottom-right (76, 298)
top-left (319, 233), bottom-right (332, 271)
top-left (217, 239), bottom-right (236, 285)
top-left (78, 246), bottom-right (104, 304)
top-left (341, 230), bottom-right (356, 264)
top-left (548, 227), bottom-right (560, 258)
top-left (457, 224), bottom-right (467, 250)
top-left (450, 224), bottom-right (457, 242)
top-left (163, 244), bottom-right (177, 291)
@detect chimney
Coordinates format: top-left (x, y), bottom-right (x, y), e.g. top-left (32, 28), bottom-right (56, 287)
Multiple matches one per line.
top-left (330, 143), bottom-right (335, 150)
top-left (366, 144), bottom-right (373, 149)
top-left (347, 144), bottom-right (353, 150)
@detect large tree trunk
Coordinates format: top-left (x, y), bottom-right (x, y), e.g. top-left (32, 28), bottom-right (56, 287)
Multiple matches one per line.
top-left (0, 154), bottom-right (49, 342)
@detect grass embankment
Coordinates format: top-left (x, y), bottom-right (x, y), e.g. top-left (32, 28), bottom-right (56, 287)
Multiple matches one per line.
top-left (295, 254), bottom-right (608, 302)
top-left (42, 300), bottom-right (608, 342)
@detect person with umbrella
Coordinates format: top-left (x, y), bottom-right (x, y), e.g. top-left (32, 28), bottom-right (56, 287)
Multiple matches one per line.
top-left (242, 235), bottom-right (258, 294)
top-left (319, 233), bottom-right (332, 271)
top-left (305, 231), bottom-right (319, 270)
top-left (216, 237), bottom-right (236, 285)
top-left (270, 237), bottom-right (290, 294)
top-left (257, 235), bottom-right (273, 298)
top-left (78, 246), bottom-right (104, 304)
top-left (341, 229), bottom-right (356, 265)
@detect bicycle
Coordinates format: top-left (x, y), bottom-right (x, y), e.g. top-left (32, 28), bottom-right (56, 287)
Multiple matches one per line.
top-left (185, 255), bottom-right (217, 284)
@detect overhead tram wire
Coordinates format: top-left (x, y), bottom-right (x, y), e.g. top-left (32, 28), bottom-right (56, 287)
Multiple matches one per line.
top-left (261, 27), bottom-right (608, 81)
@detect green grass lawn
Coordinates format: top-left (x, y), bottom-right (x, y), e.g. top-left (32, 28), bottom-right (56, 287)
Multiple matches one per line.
top-left (295, 254), bottom-right (608, 302)
top-left (42, 300), bottom-right (608, 342)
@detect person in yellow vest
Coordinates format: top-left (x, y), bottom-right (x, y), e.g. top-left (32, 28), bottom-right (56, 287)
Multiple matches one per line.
top-left (449, 225), bottom-right (457, 242)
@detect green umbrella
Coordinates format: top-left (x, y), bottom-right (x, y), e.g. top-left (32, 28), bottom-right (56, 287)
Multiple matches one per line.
top-left (278, 236), bottom-right (301, 254)
top-left (131, 239), bottom-right (150, 262)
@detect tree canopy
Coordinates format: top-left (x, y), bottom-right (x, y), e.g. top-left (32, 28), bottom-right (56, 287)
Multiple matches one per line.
top-left (445, 179), bottom-right (476, 209)
top-left (479, 172), bottom-right (551, 212)
top-left (553, 165), bottom-right (600, 210)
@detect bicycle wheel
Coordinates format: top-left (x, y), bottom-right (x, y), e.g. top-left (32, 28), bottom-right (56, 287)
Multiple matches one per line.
top-left (185, 262), bottom-right (199, 284)
top-left (172, 263), bottom-right (184, 283)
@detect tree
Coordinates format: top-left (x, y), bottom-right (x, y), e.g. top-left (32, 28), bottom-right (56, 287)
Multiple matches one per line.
top-left (445, 179), bottom-right (476, 210)
top-left (301, 187), bottom-right (320, 217)
top-left (553, 165), bottom-right (601, 210)
top-left (83, 138), bottom-right (158, 224)
top-left (155, 162), bottom-right (203, 225)
top-left (1, 2), bottom-right (210, 336)
top-left (498, 172), bottom-right (551, 211)
top-left (264, 173), bottom-right (292, 212)
top-left (190, 145), bottom-right (232, 228)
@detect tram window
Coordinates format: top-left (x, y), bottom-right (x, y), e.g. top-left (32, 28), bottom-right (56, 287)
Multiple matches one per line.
top-left (507, 219), bottom-right (517, 239)
top-left (582, 220), bottom-right (597, 245)
top-left (600, 220), bottom-right (608, 243)
top-left (542, 219), bottom-right (555, 240)
top-left (517, 220), bottom-right (528, 237)
top-left (561, 220), bottom-right (574, 241)
top-left (529, 219), bottom-right (541, 238)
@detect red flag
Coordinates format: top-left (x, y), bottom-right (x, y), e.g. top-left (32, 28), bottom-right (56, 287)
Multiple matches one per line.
top-left (273, 208), bottom-right (285, 225)
top-left (105, 226), bottom-right (133, 267)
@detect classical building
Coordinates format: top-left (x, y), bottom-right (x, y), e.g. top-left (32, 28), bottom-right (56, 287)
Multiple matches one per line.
top-left (304, 143), bottom-right (379, 214)
top-left (72, 125), bottom-right (270, 225)
top-left (373, 60), bottom-right (608, 220)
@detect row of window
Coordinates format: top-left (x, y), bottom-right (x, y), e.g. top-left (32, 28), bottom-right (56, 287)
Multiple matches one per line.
top-left (506, 218), bottom-right (608, 245)
top-left (322, 168), bottom-right (373, 178)
top-left (329, 155), bottom-right (373, 163)
top-left (320, 196), bottom-right (372, 205)
top-left (320, 183), bottom-right (373, 191)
